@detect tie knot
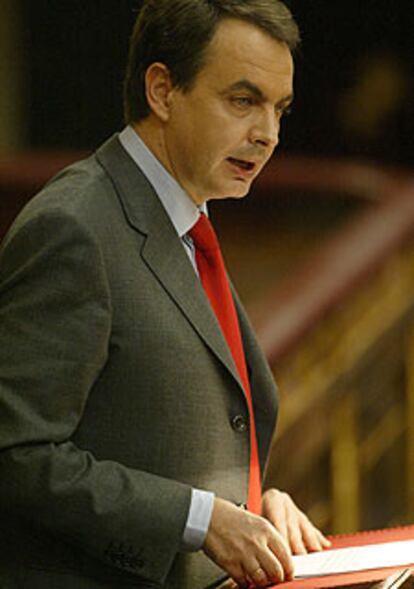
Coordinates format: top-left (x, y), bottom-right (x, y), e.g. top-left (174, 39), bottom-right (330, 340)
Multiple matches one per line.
top-left (189, 213), bottom-right (219, 254)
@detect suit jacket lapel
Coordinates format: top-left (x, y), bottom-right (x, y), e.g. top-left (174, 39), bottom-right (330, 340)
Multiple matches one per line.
top-left (95, 134), bottom-right (243, 392)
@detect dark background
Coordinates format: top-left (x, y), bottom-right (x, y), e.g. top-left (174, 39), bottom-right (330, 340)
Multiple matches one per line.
top-left (21, 1), bottom-right (414, 166)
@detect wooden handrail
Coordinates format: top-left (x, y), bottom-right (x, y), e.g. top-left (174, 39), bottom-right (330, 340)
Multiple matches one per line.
top-left (248, 177), bottom-right (414, 363)
top-left (253, 155), bottom-right (409, 202)
top-left (0, 150), bottom-right (87, 194)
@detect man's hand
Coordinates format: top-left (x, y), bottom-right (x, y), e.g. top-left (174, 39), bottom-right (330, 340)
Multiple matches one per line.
top-left (261, 489), bottom-right (331, 556)
top-left (203, 497), bottom-right (294, 587)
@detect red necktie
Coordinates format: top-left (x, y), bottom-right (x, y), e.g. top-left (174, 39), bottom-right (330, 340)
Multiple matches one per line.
top-left (189, 213), bottom-right (261, 514)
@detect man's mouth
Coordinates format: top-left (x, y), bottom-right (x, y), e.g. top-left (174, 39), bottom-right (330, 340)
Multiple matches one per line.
top-left (227, 157), bottom-right (257, 173)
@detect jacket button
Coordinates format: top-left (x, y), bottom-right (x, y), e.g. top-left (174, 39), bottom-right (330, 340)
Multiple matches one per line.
top-left (231, 415), bottom-right (248, 432)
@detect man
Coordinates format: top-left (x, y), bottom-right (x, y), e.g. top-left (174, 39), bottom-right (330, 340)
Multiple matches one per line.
top-left (0, 1), bottom-right (330, 588)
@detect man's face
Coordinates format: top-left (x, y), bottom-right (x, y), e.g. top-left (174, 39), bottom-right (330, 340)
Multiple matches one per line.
top-left (162, 18), bottom-right (294, 204)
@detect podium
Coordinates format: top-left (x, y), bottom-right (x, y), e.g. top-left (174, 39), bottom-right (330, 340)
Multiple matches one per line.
top-left (209, 526), bottom-right (414, 589)
top-left (274, 525), bottom-right (414, 589)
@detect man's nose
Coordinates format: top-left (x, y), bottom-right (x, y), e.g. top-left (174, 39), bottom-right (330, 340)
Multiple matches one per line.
top-left (249, 111), bottom-right (280, 149)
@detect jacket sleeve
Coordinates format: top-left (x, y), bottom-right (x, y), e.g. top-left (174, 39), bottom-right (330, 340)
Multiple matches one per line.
top-left (0, 204), bottom-right (192, 584)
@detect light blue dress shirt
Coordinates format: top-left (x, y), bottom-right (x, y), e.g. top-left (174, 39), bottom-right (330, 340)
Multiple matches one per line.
top-left (119, 126), bottom-right (215, 552)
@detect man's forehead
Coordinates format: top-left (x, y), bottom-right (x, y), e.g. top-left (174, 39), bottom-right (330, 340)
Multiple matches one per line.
top-left (203, 18), bottom-right (294, 81)
top-left (207, 18), bottom-right (292, 59)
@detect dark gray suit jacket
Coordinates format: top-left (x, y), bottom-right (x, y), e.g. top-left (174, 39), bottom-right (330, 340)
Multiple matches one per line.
top-left (0, 136), bottom-right (278, 588)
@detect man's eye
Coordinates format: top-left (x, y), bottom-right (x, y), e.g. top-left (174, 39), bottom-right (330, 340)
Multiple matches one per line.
top-left (277, 106), bottom-right (292, 118)
top-left (232, 96), bottom-right (254, 108)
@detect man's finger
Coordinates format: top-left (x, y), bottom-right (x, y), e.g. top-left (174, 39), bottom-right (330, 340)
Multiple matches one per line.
top-left (268, 533), bottom-right (295, 581)
top-left (215, 579), bottom-right (239, 589)
top-left (248, 565), bottom-right (270, 587)
top-left (287, 521), bottom-right (307, 555)
top-left (318, 530), bottom-right (332, 549)
top-left (255, 548), bottom-right (286, 584)
top-left (300, 517), bottom-right (332, 552)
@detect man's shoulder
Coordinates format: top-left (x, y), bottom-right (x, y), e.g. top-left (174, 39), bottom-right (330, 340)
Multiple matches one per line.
top-left (30, 151), bottom-right (112, 217)
top-left (1, 133), bottom-right (157, 256)
top-left (10, 139), bottom-right (126, 235)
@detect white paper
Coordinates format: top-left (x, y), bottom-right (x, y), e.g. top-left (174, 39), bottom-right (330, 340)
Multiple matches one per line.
top-left (293, 539), bottom-right (414, 578)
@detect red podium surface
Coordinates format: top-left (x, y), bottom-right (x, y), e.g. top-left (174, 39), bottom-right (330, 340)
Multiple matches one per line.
top-left (273, 526), bottom-right (414, 589)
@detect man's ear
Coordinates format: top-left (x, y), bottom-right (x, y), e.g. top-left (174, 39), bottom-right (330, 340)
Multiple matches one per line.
top-left (144, 62), bottom-right (175, 122)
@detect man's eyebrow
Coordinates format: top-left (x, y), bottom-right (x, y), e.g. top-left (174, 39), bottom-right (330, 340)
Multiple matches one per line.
top-left (225, 79), bottom-right (266, 99)
top-left (224, 79), bottom-right (294, 108)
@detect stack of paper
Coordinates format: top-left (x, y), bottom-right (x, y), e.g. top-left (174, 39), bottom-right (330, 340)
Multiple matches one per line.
top-left (293, 539), bottom-right (414, 578)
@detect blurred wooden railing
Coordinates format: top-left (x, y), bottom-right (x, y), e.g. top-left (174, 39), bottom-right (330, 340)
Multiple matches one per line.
top-left (1, 149), bottom-right (414, 534)
top-left (250, 167), bottom-right (414, 361)
top-left (245, 159), bottom-right (414, 534)
top-left (0, 150), bottom-right (86, 238)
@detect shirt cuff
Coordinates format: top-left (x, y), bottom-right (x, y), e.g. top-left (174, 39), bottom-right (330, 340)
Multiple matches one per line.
top-left (181, 488), bottom-right (215, 552)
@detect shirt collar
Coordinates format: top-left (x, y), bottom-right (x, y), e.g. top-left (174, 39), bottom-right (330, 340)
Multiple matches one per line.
top-left (119, 125), bottom-right (207, 237)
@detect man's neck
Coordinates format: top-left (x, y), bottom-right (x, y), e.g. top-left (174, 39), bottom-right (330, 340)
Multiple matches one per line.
top-left (131, 120), bottom-right (171, 178)
top-left (131, 119), bottom-right (203, 207)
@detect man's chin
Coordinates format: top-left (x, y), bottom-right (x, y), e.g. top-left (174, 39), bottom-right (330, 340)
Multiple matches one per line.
top-left (210, 179), bottom-right (253, 201)
top-left (228, 181), bottom-right (253, 199)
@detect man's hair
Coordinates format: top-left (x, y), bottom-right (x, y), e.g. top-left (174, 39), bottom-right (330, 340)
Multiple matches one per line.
top-left (123, 0), bottom-right (300, 123)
